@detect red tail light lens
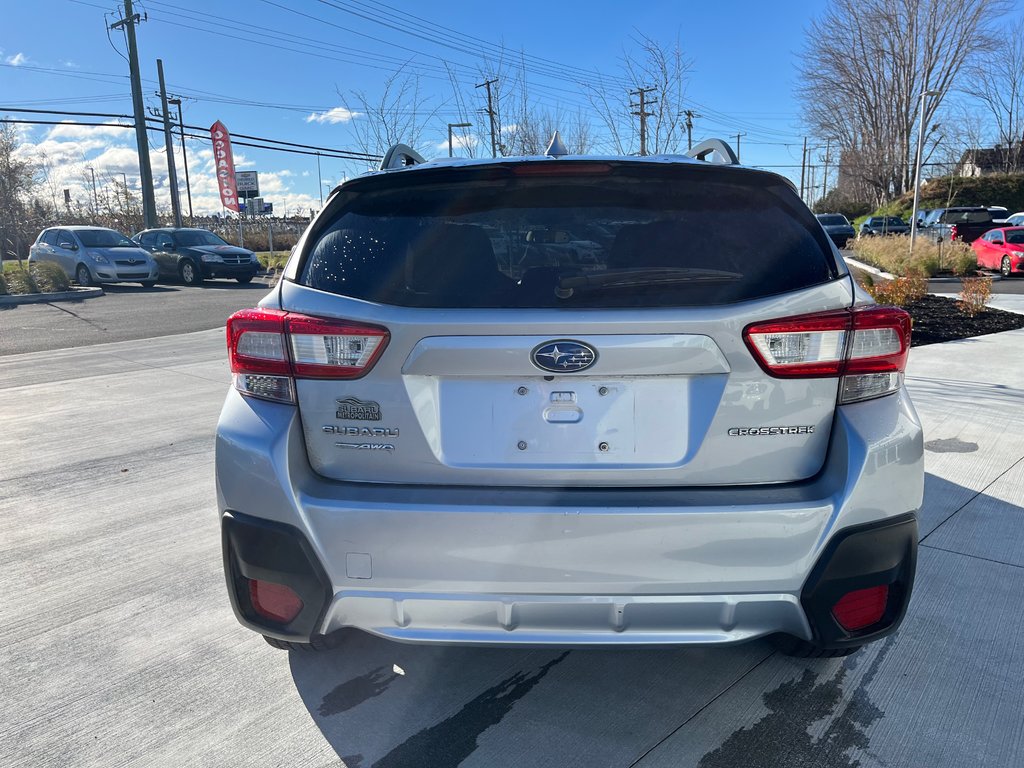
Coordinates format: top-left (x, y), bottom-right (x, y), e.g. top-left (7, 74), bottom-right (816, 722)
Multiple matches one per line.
top-left (832, 584), bottom-right (888, 631)
top-left (248, 578), bottom-right (304, 624)
top-left (226, 308), bottom-right (389, 403)
top-left (744, 306), bottom-right (911, 403)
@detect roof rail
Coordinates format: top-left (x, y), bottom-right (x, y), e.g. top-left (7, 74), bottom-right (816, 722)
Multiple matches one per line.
top-left (686, 138), bottom-right (739, 165)
top-left (379, 143), bottom-right (426, 170)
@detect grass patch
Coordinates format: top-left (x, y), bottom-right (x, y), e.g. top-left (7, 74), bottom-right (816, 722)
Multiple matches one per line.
top-left (0, 262), bottom-right (72, 295)
top-left (255, 250), bottom-right (290, 271)
top-left (850, 235), bottom-right (978, 277)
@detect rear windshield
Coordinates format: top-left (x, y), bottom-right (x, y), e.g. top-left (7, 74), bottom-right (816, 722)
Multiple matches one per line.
top-left (76, 229), bottom-right (135, 248)
top-left (300, 165), bottom-right (836, 308)
top-left (174, 230), bottom-right (228, 246)
top-left (940, 209), bottom-right (992, 224)
top-left (817, 215), bottom-right (848, 226)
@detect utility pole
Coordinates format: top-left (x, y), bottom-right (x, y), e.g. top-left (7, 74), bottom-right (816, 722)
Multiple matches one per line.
top-left (110, 0), bottom-right (157, 228)
top-left (156, 59), bottom-right (182, 228)
top-left (316, 153), bottom-right (323, 206)
top-left (734, 133), bottom-right (746, 162)
top-left (683, 109), bottom-right (701, 151)
top-left (630, 86), bottom-right (658, 156)
top-left (167, 97), bottom-right (192, 224)
top-left (86, 166), bottom-right (98, 219)
top-left (821, 138), bottom-right (831, 202)
top-left (799, 137), bottom-right (808, 203)
top-left (476, 78), bottom-right (498, 158)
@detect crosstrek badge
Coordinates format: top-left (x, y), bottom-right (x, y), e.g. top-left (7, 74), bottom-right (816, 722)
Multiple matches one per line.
top-left (728, 426), bottom-right (815, 436)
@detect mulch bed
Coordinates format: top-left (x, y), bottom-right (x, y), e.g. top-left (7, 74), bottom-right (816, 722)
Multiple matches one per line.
top-left (904, 294), bottom-right (1024, 346)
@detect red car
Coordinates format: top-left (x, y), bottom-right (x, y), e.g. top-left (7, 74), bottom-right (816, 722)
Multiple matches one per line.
top-left (971, 227), bottom-right (1024, 277)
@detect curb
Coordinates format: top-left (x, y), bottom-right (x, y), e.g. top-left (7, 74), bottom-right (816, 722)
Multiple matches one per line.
top-left (0, 287), bottom-right (104, 306)
top-left (843, 255), bottom-right (1001, 283)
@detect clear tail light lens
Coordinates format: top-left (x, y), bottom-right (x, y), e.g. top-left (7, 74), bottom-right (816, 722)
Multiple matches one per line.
top-left (226, 308), bottom-right (389, 403)
top-left (744, 306), bottom-right (911, 404)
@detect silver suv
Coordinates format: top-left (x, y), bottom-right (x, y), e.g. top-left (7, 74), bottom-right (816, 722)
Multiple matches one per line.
top-left (216, 139), bottom-right (923, 658)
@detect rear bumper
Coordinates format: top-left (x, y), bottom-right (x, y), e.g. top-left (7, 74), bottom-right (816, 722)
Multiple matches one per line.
top-left (216, 387), bottom-right (923, 646)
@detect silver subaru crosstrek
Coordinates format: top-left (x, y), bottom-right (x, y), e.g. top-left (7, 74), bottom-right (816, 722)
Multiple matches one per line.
top-left (216, 139), bottom-right (923, 658)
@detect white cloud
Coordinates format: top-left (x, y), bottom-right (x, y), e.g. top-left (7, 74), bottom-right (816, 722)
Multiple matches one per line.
top-left (436, 132), bottom-right (479, 152)
top-left (47, 120), bottom-right (133, 140)
top-left (5, 52), bottom-right (29, 66)
top-left (305, 107), bottom-right (360, 125)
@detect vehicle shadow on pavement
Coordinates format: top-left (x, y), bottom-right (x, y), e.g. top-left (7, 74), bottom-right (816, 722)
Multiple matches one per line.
top-left (286, 473), bottom-right (1024, 768)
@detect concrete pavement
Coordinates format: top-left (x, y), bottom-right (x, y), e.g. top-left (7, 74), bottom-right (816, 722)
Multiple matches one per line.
top-left (2, 327), bottom-right (1023, 767)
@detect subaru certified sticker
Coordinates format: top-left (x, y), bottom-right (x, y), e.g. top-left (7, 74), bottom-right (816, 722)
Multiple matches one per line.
top-left (531, 340), bottom-right (597, 373)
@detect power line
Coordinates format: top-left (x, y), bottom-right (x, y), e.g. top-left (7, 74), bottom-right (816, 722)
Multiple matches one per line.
top-left (0, 107), bottom-right (381, 161)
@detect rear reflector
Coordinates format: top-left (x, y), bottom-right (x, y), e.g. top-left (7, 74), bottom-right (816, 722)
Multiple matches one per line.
top-left (226, 308), bottom-right (389, 403)
top-left (832, 584), bottom-right (888, 631)
top-left (744, 306), bottom-right (911, 403)
top-left (248, 578), bottom-right (304, 624)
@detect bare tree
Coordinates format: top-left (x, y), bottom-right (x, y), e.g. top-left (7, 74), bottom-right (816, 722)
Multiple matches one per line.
top-left (587, 33), bottom-right (692, 155)
top-left (966, 16), bottom-right (1024, 172)
top-left (0, 123), bottom-right (44, 259)
top-left (799, 0), bottom-right (1004, 205)
top-left (341, 68), bottom-right (441, 169)
top-left (444, 53), bottom-right (594, 158)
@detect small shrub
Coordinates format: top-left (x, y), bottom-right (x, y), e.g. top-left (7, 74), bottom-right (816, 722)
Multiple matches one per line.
top-left (863, 275), bottom-right (927, 307)
top-left (2, 268), bottom-right (39, 295)
top-left (31, 262), bottom-right (71, 293)
top-left (949, 249), bottom-right (980, 277)
top-left (959, 277), bottom-right (992, 317)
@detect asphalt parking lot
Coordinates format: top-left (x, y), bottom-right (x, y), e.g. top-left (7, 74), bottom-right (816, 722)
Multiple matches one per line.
top-left (2, 298), bottom-right (1023, 766)
top-left (0, 277), bottom-right (275, 356)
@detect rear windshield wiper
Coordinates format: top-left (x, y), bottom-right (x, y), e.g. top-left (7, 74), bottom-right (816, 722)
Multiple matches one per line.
top-left (557, 267), bottom-right (743, 295)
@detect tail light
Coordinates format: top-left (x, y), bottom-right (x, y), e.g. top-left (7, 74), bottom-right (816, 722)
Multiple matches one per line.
top-left (832, 585), bottom-right (888, 631)
top-left (744, 306), bottom-right (911, 404)
top-left (227, 308), bottom-right (389, 404)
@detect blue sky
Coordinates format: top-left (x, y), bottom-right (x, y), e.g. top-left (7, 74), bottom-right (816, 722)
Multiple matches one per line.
top-left (2, 0), bottom-right (830, 215)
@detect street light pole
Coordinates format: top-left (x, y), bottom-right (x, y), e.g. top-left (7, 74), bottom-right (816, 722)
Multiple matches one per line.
top-left (447, 122), bottom-right (472, 157)
top-left (910, 89), bottom-right (941, 255)
top-left (168, 97), bottom-right (193, 224)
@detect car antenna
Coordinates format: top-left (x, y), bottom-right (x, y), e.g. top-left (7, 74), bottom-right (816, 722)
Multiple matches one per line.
top-left (545, 131), bottom-right (569, 157)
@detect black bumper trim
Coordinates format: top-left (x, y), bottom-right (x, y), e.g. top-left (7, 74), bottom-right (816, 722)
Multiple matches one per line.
top-left (801, 512), bottom-right (918, 649)
top-left (221, 511), bottom-right (333, 642)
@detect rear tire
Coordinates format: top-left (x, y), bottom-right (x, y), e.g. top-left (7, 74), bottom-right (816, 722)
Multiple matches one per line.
top-left (180, 260), bottom-right (203, 286)
top-left (1002, 256), bottom-right (1012, 277)
top-left (769, 634), bottom-right (863, 658)
top-left (262, 633), bottom-right (342, 652)
top-left (75, 264), bottom-right (93, 287)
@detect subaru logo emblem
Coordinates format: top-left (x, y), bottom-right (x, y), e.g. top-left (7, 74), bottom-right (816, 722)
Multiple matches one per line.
top-left (531, 340), bottom-right (597, 373)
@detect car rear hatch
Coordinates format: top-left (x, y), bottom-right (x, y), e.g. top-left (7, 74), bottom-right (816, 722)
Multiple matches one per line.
top-left (248, 160), bottom-right (870, 487)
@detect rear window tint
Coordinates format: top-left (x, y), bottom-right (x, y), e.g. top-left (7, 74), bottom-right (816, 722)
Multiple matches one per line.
top-left (300, 165), bottom-right (836, 308)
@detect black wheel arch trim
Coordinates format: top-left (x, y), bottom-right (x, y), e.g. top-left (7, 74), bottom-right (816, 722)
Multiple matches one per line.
top-left (221, 510), bottom-right (334, 642)
top-left (800, 511), bottom-right (918, 649)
